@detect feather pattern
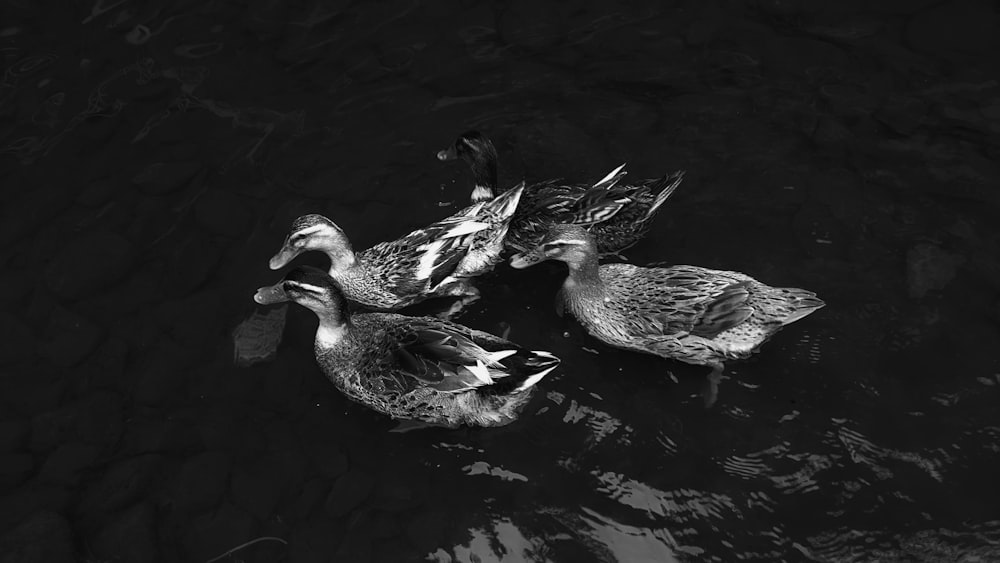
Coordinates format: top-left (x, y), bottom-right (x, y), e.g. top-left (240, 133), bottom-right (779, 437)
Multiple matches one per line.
top-left (269, 183), bottom-right (524, 311)
top-left (510, 225), bottom-right (825, 374)
top-left (255, 267), bottom-right (560, 428)
top-left (438, 131), bottom-right (685, 256)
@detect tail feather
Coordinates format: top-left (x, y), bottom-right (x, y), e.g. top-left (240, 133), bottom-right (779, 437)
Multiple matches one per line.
top-left (593, 163), bottom-right (628, 191)
top-left (777, 289), bottom-right (825, 325)
top-left (484, 181), bottom-right (525, 221)
top-left (513, 350), bottom-right (561, 392)
top-left (643, 170), bottom-right (686, 220)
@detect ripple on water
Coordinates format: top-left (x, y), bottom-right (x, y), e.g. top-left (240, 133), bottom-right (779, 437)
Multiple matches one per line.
top-left (548, 391), bottom-right (630, 449)
top-left (428, 517), bottom-right (548, 563)
top-left (594, 471), bottom-right (741, 522)
top-left (833, 422), bottom-right (947, 483)
top-left (721, 441), bottom-right (836, 496)
top-left (806, 521), bottom-right (1000, 562)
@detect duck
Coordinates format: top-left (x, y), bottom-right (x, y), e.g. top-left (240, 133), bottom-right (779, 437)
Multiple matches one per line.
top-left (437, 130), bottom-right (685, 257)
top-left (268, 182), bottom-right (525, 313)
top-left (254, 266), bottom-right (561, 428)
top-left (509, 224), bottom-right (825, 406)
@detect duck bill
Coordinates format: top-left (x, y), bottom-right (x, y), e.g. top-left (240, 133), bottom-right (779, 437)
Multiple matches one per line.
top-left (436, 145), bottom-right (458, 162)
top-left (268, 239), bottom-right (301, 270)
top-left (509, 248), bottom-right (547, 269)
top-left (254, 282), bottom-right (289, 305)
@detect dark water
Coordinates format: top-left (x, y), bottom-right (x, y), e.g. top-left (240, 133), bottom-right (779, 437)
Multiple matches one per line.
top-left (2, 1), bottom-right (999, 561)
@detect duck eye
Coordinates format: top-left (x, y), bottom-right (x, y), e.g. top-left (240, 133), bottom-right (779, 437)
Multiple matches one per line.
top-left (289, 281), bottom-right (324, 297)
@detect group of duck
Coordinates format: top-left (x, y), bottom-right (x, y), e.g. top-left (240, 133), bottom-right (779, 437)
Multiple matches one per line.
top-left (253, 131), bottom-right (825, 430)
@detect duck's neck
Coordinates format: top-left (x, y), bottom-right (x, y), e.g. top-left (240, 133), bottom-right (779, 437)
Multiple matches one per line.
top-left (563, 254), bottom-right (603, 293)
top-left (469, 155), bottom-right (498, 203)
top-left (315, 313), bottom-right (351, 349)
top-left (326, 246), bottom-right (358, 272)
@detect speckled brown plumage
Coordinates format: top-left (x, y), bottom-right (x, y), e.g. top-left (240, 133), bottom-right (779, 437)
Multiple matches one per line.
top-left (511, 225), bottom-right (825, 377)
top-left (255, 267), bottom-right (561, 428)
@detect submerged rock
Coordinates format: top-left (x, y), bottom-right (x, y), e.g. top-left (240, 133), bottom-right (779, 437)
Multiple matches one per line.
top-left (170, 451), bottom-right (231, 516)
top-left (906, 243), bottom-right (966, 298)
top-left (92, 502), bottom-right (157, 563)
top-left (230, 457), bottom-right (285, 521)
top-left (78, 454), bottom-right (164, 520)
top-left (0, 452), bottom-right (34, 489)
top-left (194, 188), bottom-right (253, 237)
top-left (0, 419), bottom-right (29, 452)
top-left (132, 160), bottom-right (203, 195)
top-left (906, 0), bottom-right (996, 56)
top-left (38, 305), bottom-right (104, 367)
top-left (0, 510), bottom-right (75, 563)
top-left (44, 232), bottom-right (134, 301)
top-left (325, 469), bottom-right (374, 518)
top-left (38, 441), bottom-right (99, 486)
top-left (0, 313), bottom-right (35, 366)
top-left (182, 502), bottom-right (258, 562)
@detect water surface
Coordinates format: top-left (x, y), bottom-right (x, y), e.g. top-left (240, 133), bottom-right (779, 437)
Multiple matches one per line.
top-left (1, 1), bottom-right (999, 561)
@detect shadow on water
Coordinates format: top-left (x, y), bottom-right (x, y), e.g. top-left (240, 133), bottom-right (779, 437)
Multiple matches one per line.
top-left (0, 0), bottom-right (999, 561)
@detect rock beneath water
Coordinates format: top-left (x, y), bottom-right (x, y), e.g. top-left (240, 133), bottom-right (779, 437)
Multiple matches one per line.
top-left (811, 115), bottom-right (853, 151)
top-left (906, 0), bottom-right (996, 56)
top-left (164, 234), bottom-right (222, 297)
top-left (906, 243), bottom-right (966, 298)
top-left (0, 271), bottom-right (33, 311)
top-left (92, 502), bottom-right (157, 563)
top-left (44, 232), bottom-right (134, 301)
top-left (874, 95), bottom-right (928, 135)
top-left (307, 443), bottom-right (348, 479)
top-left (182, 502), bottom-right (259, 562)
top-left (133, 342), bottom-right (191, 406)
top-left (76, 178), bottom-right (120, 207)
top-left (374, 468), bottom-right (426, 512)
top-left (0, 186), bottom-right (72, 248)
top-left (0, 488), bottom-right (73, 533)
top-left (29, 406), bottom-right (78, 453)
top-left (76, 391), bottom-right (124, 447)
top-left (195, 188), bottom-right (253, 236)
top-left (77, 337), bottom-right (129, 390)
top-left (0, 453), bottom-right (34, 489)
top-left (288, 517), bottom-right (344, 563)
top-left (405, 508), bottom-right (450, 553)
top-left (285, 478), bottom-right (331, 521)
top-left (499, 1), bottom-right (564, 49)
top-left (171, 451), bottom-right (232, 516)
top-left (230, 457), bottom-right (285, 521)
top-left (0, 313), bottom-right (35, 366)
top-left (764, 37), bottom-right (850, 77)
top-left (38, 441), bottom-right (99, 486)
top-left (819, 83), bottom-right (878, 119)
top-left (0, 511), bottom-right (75, 563)
top-left (38, 305), bottom-right (104, 367)
top-left (78, 454), bottom-right (164, 520)
top-left (155, 290), bottom-right (225, 358)
top-left (325, 470), bottom-right (374, 518)
top-left (0, 419), bottom-right (29, 452)
top-left (132, 160), bottom-right (204, 195)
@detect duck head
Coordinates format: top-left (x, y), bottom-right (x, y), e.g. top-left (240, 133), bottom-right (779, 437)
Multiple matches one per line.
top-left (269, 214), bottom-right (357, 272)
top-left (437, 130), bottom-right (498, 203)
top-left (509, 224), bottom-right (598, 271)
top-left (255, 265), bottom-right (350, 326)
